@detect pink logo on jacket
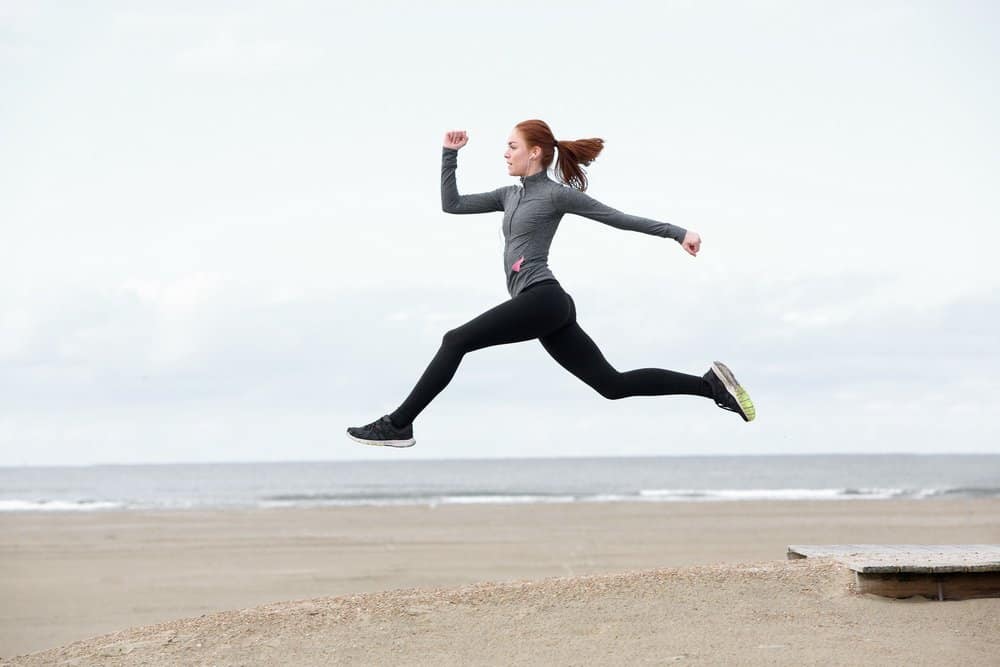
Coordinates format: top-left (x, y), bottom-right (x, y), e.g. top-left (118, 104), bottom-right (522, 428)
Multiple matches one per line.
top-left (511, 255), bottom-right (525, 272)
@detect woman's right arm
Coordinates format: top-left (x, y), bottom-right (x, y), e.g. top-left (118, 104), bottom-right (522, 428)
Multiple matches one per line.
top-left (441, 133), bottom-right (508, 214)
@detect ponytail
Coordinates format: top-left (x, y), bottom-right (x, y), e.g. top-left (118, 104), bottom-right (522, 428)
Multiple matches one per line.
top-left (514, 119), bottom-right (605, 192)
top-left (553, 138), bottom-right (604, 192)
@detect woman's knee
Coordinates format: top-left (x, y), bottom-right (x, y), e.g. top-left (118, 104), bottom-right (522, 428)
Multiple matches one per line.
top-left (441, 327), bottom-right (470, 351)
top-left (592, 376), bottom-right (628, 400)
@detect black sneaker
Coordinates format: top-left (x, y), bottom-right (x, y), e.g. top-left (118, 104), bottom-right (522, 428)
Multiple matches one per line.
top-left (703, 361), bottom-right (756, 422)
top-left (346, 415), bottom-right (416, 448)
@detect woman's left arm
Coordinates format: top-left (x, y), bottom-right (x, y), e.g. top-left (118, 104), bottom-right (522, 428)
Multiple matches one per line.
top-left (552, 186), bottom-right (700, 255)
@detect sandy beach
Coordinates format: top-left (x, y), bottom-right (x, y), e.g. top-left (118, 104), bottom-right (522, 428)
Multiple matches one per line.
top-left (3, 499), bottom-right (999, 665)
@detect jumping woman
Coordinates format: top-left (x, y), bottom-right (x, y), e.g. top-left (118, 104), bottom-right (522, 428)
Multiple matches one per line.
top-left (347, 119), bottom-right (755, 448)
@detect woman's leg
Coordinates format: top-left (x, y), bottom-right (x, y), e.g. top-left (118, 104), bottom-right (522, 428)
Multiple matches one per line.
top-left (389, 286), bottom-right (571, 427)
top-left (538, 296), bottom-right (712, 400)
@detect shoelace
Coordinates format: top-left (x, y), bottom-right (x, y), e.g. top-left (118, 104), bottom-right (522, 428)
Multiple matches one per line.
top-left (363, 418), bottom-right (386, 434)
top-left (707, 374), bottom-right (738, 412)
top-left (373, 417), bottom-right (401, 435)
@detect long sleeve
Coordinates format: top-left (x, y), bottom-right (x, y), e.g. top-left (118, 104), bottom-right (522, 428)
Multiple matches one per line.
top-left (550, 184), bottom-right (687, 243)
top-left (441, 147), bottom-right (509, 214)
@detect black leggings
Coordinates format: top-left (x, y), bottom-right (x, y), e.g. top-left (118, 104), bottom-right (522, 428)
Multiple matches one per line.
top-left (389, 280), bottom-right (712, 427)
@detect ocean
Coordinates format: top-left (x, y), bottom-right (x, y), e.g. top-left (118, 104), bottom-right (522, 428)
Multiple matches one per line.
top-left (1, 454), bottom-right (998, 512)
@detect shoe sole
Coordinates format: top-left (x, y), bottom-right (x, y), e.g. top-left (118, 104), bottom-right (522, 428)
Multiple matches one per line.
top-left (346, 432), bottom-right (416, 448)
top-left (711, 361), bottom-right (756, 422)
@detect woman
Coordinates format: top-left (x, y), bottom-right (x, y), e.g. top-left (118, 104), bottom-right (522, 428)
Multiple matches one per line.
top-left (347, 119), bottom-right (754, 448)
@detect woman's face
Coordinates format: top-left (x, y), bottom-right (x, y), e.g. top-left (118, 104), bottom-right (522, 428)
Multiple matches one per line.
top-left (504, 130), bottom-right (538, 177)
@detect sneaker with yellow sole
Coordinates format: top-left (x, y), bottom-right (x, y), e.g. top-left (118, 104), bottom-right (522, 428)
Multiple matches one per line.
top-left (703, 361), bottom-right (756, 422)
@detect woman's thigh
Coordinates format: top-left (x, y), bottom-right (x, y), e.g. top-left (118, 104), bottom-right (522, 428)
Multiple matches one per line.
top-left (538, 318), bottom-right (618, 386)
top-left (445, 286), bottom-right (572, 352)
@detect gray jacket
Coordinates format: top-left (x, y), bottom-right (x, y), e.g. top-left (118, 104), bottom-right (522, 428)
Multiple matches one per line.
top-left (441, 147), bottom-right (687, 298)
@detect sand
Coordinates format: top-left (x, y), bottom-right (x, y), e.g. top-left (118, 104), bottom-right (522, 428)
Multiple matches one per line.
top-left (3, 499), bottom-right (999, 665)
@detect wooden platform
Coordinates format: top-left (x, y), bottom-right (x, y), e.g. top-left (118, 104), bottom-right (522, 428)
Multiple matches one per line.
top-left (786, 544), bottom-right (1000, 600)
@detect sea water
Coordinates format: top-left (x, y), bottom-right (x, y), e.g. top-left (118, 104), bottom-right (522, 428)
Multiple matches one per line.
top-left (1, 454), bottom-right (998, 512)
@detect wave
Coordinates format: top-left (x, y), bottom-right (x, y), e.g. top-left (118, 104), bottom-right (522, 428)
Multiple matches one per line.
top-left (259, 487), bottom-right (1000, 508)
top-left (2, 486), bottom-right (997, 511)
top-left (638, 488), bottom-right (904, 501)
top-left (257, 492), bottom-right (581, 508)
top-left (0, 499), bottom-right (122, 512)
top-left (911, 487), bottom-right (1000, 499)
top-left (639, 487), bottom-right (1000, 501)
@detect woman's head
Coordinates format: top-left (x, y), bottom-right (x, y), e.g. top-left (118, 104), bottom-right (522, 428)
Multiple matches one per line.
top-left (505, 119), bottom-right (605, 191)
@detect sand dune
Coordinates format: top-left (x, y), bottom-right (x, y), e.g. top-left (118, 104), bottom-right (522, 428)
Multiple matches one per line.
top-left (4, 500), bottom-right (998, 664)
top-left (6, 559), bottom-right (999, 666)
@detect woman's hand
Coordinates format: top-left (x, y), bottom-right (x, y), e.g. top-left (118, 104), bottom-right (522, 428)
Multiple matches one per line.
top-left (681, 231), bottom-right (701, 257)
top-left (443, 130), bottom-right (469, 150)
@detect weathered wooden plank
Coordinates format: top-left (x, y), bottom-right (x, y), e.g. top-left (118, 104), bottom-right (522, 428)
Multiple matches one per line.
top-left (786, 544), bottom-right (1000, 599)
top-left (786, 544), bottom-right (1000, 573)
top-left (786, 545), bottom-right (1000, 574)
top-left (788, 544), bottom-right (1000, 558)
top-left (855, 572), bottom-right (1000, 601)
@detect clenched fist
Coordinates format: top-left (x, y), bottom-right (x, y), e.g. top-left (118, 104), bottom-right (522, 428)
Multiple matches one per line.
top-left (443, 131), bottom-right (469, 150)
top-left (682, 231), bottom-right (701, 257)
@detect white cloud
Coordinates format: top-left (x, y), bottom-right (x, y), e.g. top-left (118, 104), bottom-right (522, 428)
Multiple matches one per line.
top-left (122, 273), bottom-right (228, 313)
top-left (173, 31), bottom-right (325, 74)
top-left (0, 309), bottom-right (33, 361)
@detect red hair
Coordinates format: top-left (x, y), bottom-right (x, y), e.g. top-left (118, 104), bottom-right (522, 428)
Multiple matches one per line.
top-left (514, 119), bottom-right (604, 192)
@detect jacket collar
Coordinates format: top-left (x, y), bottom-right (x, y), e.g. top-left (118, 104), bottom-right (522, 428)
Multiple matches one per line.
top-left (519, 168), bottom-right (550, 187)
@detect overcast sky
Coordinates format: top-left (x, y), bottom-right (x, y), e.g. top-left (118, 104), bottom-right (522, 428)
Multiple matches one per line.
top-left (2, 1), bottom-right (998, 465)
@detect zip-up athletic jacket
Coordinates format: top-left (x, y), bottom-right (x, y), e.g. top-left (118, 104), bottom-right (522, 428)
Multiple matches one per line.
top-left (441, 147), bottom-right (688, 298)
